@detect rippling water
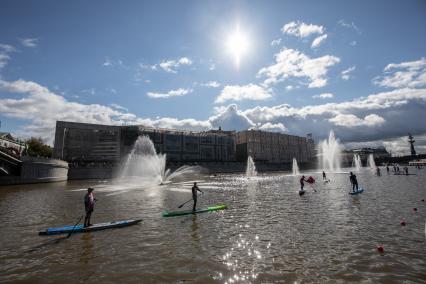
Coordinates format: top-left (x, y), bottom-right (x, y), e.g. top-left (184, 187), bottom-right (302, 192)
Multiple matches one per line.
top-left (0, 168), bottom-right (425, 283)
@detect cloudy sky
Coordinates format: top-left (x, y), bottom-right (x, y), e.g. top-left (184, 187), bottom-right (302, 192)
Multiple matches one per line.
top-left (0, 0), bottom-right (425, 155)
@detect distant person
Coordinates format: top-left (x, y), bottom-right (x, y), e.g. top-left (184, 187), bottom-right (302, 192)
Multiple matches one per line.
top-left (393, 165), bottom-right (397, 172)
top-left (349, 172), bottom-right (359, 192)
top-left (386, 165), bottom-right (390, 174)
top-left (396, 165), bottom-right (400, 173)
top-left (191, 182), bottom-right (203, 211)
top-left (84, 187), bottom-right (96, 227)
top-left (404, 166), bottom-right (409, 175)
top-left (300, 175), bottom-right (307, 192)
top-left (376, 167), bottom-right (381, 176)
top-left (322, 171), bottom-right (327, 180)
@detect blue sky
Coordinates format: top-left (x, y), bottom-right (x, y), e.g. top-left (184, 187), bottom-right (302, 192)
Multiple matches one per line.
top-left (1, 0), bottom-right (426, 155)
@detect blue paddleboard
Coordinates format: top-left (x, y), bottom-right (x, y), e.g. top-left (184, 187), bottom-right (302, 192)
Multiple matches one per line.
top-left (39, 219), bottom-right (142, 235)
top-left (349, 188), bottom-right (364, 195)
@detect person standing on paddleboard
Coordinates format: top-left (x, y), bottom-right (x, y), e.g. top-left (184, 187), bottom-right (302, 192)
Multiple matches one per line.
top-left (349, 172), bottom-right (359, 192)
top-left (192, 182), bottom-right (203, 211)
top-left (84, 187), bottom-right (96, 227)
top-left (300, 175), bottom-right (307, 192)
top-left (322, 171), bottom-right (327, 181)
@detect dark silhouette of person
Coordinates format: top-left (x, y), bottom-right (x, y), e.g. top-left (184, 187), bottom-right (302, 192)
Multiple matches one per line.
top-left (300, 175), bottom-right (307, 191)
top-left (322, 171), bottom-right (327, 180)
top-left (349, 172), bottom-right (359, 192)
top-left (191, 182), bottom-right (203, 211)
top-left (84, 188), bottom-right (96, 227)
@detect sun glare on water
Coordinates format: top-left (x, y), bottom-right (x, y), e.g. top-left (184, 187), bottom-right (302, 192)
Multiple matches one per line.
top-left (226, 25), bottom-right (250, 68)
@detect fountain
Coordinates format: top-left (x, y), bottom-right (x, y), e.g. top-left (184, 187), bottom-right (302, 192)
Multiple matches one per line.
top-left (352, 154), bottom-right (362, 171)
top-left (119, 135), bottom-right (200, 184)
top-left (367, 154), bottom-right (376, 169)
top-left (292, 157), bottom-right (300, 175)
top-left (246, 156), bottom-right (257, 177)
top-left (318, 131), bottom-right (343, 172)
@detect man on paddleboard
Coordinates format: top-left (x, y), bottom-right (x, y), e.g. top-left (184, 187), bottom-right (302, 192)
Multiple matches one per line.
top-left (349, 172), bottom-right (359, 192)
top-left (192, 182), bottom-right (203, 211)
top-left (300, 176), bottom-right (307, 192)
top-left (84, 187), bottom-right (96, 227)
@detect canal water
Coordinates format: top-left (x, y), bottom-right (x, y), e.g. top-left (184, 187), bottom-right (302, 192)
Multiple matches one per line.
top-left (0, 168), bottom-right (425, 283)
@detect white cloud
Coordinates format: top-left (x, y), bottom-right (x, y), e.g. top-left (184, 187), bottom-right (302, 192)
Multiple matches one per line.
top-left (0, 44), bottom-right (16, 69)
top-left (270, 38), bottom-right (281, 46)
top-left (0, 44), bottom-right (16, 53)
top-left (147, 88), bottom-right (193, 98)
top-left (258, 122), bottom-right (287, 132)
top-left (215, 84), bottom-right (272, 103)
top-left (312, 93), bottom-right (334, 99)
top-left (158, 57), bottom-right (192, 73)
top-left (209, 63), bottom-right (216, 71)
top-left (0, 79), bottom-right (209, 143)
top-left (373, 58), bottom-right (426, 88)
top-left (329, 113), bottom-right (385, 127)
top-left (338, 20), bottom-right (361, 34)
top-left (341, 66), bottom-right (356, 80)
top-left (349, 41), bottom-right (357, 46)
top-left (281, 21), bottom-right (324, 38)
top-left (201, 81), bottom-right (221, 88)
top-left (103, 58), bottom-right (113, 67)
top-left (109, 103), bottom-right (128, 112)
top-left (311, 34), bottom-right (328, 48)
top-left (20, 38), bottom-right (38, 48)
top-left (257, 48), bottom-right (340, 88)
top-left (209, 104), bottom-right (255, 131)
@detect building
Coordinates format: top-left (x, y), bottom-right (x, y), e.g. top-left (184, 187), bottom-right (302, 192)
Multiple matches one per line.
top-left (0, 132), bottom-right (26, 157)
top-left (235, 130), bottom-right (315, 163)
top-left (53, 121), bottom-right (236, 164)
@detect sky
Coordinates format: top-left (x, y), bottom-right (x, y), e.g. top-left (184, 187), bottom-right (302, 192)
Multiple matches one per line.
top-left (0, 0), bottom-right (425, 156)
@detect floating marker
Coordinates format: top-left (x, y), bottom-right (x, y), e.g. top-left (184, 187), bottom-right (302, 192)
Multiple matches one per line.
top-left (413, 208), bottom-right (418, 212)
top-left (377, 245), bottom-right (384, 253)
top-left (422, 199), bottom-right (425, 202)
top-left (400, 220), bottom-right (406, 226)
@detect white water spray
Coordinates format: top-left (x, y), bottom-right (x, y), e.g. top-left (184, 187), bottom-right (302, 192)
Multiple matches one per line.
top-left (367, 154), bottom-right (376, 169)
top-left (292, 157), bottom-right (300, 175)
top-left (352, 154), bottom-right (362, 171)
top-left (318, 131), bottom-right (343, 172)
top-left (246, 156), bottom-right (257, 177)
top-left (119, 136), bottom-right (200, 184)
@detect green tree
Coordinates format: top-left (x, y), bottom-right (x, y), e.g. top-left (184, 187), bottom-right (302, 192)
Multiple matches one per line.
top-left (26, 137), bottom-right (53, 158)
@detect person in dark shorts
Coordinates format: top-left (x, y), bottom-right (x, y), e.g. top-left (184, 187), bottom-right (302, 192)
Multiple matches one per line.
top-left (84, 187), bottom-right (96, 227)
top-left (300, 175), bottom-right (307, 191)
top-left (349, 172), bottom-right (359, 192)
top-left (322, 171), bottom-right (327, 180)
top-left (191, 182), bottom-right (203, 211)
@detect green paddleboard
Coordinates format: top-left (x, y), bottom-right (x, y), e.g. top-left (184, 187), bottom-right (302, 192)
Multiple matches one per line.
top-left (162, 204), bottom-right (227, 217)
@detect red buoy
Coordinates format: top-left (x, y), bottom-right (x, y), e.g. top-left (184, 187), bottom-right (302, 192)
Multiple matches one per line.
top-left (422, 199), bottom-right (425, 202)
top-left (413, 208), bottom-right (418, 212)
top-left (377, 245), bottom-right (384, 253)
top-left (400, 220), bottom-right (406, 226)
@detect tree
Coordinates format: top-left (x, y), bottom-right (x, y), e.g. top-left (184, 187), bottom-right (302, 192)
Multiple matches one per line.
top-left (26, 137), bottom-right (53, 158)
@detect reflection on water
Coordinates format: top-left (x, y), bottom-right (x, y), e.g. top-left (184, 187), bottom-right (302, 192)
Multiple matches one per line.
top-left (0, 168), bottom-right (425, 283)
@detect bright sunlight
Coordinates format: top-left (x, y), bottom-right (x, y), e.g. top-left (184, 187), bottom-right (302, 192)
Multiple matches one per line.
top-left (226, 25), bottom-right (250, 68)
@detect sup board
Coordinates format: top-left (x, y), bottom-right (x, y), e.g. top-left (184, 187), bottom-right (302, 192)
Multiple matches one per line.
top-left (349, 188), bottom-right (364, 195)
top-left (394, 173), bottom-right (416, 176)
top-left (162, 204), bottom-right (227, 217)
top-left (299, 190), bottom-right (305, 196)
top-left (39, 219), bottom-right (142, 236)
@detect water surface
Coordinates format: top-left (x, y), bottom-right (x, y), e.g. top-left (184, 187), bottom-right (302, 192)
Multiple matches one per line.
top-left (0, 168), bottom-right (425, 283)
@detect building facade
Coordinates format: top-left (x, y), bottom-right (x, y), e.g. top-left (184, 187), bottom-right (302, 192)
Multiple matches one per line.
top-left (53, 121), bottom-right (236, 164)
top-left (235, 130), bottom-right (315, 163)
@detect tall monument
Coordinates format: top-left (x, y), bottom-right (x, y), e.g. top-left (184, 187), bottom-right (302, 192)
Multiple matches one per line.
top-left (408, 133), bottom-right (416, 156)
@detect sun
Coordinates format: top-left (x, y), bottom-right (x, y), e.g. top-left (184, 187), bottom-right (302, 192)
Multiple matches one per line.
top-left (226, 25), bottom-right (250, 67)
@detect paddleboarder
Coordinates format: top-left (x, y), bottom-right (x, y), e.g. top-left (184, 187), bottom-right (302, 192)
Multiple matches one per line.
top-left (322, 171), bottom-right (327, 180)
top-left (192, 182), bottom-right (203, 212)
top-left (349, 172), bottom-right (359, 192)
top-left (84, 187), bottom-right (96, 227)
top-left (300, 175), bottom-right (307, 192)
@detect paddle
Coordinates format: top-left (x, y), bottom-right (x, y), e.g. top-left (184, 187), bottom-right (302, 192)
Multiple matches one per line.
top-left (177, 192), bottom-right (204, 208)
top-left (66, 215), bottom-right (84, 238)
top-left (178, 198), bottom-right (193, 209)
